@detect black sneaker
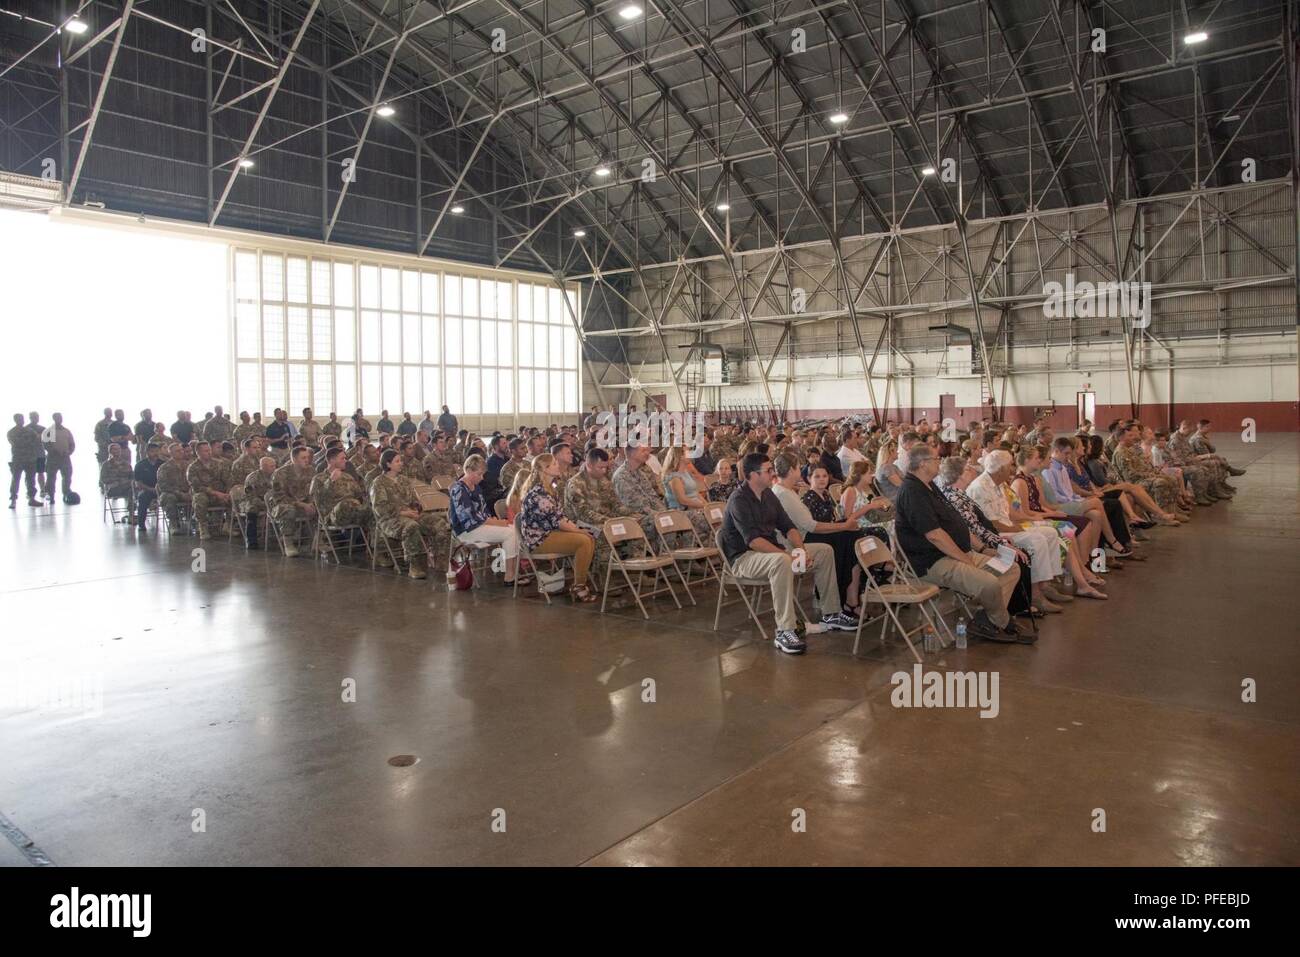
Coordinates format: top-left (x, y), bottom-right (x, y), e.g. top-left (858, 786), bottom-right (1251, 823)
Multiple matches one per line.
top-left (820, 612), bottom-right (859, 632)
top-left (774, 629), bottom-right (807, 655)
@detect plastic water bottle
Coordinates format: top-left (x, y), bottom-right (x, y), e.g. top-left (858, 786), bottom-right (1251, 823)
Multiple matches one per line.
top-left (955, 616), bottom-right (968, 650)
top-left (923, 623), bottom-right (939, 654)
top-left (1062, 570), bottom-right (1074, 591)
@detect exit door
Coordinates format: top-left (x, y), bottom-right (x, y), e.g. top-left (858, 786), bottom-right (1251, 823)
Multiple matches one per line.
top-left (1077, 391), bottom-right (1096, 429)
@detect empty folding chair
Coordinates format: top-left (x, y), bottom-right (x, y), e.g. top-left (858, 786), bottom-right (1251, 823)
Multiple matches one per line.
top-left (651, 509), bottom-right (720, 603)
top-left (851, 536), bottom-right (944, 663)
top-left (313, 520), bottom-right (371, 565)
top-left (600, 518), bottom-right (681, 619)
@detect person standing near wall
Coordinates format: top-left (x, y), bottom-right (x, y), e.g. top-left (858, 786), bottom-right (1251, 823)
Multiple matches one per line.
top-left (8, 413), bottom-right (44, 508)
top-left (42, 412), bottom-right (76, 503)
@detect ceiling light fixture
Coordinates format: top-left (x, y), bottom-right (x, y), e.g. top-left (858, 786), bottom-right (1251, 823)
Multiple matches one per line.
top-left (921, 166), bottom-right (936, 176)
top-left (1183, 31), bottom-right (1208, 45)
top-left (64, 17), bottom-right (89, 35)
top-left (619, 5), bottom-right (643, 20)
top-left (376, 103), bottom-right (396, 118)
top-left (450, 205), bottom-right (465, 214)
top-left (829, 112), bottom-right (849, 125)
top-left (238, 158), bottom-right (255, 169)
top-left (573, 229), bottom-right (587, 238)
top-left (1222, 113), bottom-right (1241, 122)
top-left (716, 203), bottom-right (730, 212)
top-left (594, 165), bottom-right (611, 177)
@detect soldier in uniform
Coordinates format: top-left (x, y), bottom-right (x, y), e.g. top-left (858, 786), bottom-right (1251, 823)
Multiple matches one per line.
top-left (392, 453), bottom-right (450, 563)
top-left (1154, 430), bottom-right (1217, 505)
top-left (1189, 420), bottom-right (1246, 477)
top-left (611, 444), bottom-right (667, 542)
top-left (133, 409), bottom-right (156, 461)
top-left (240, 457), bottom-right (276, 549)
top-left (99, 442), bottom-right (134, 516)
top-left (1112, 424), bottom-right (1185, 516)
top-left (202, 405), bottom-right (234, 444)
top-left (427, 434), bottom-right (460, 482)
top-left (564, 446), bottom-right (631, 571)
top-left (299, 408), bottom-right (322, 448)
top-left (312, 446), bottom-right (374, 534)
top-left (499, 437), bottom-right (528, 494)
top-left (266, 445), bottom-right (318, 556)
top-left (1170, 421), bottom-right (1234, 495)
top-left (321, 412), bottom-right (343, 440)
top-left (232, 411), bottom-right (260, 444)
top-left (93, 408), bottom-right (113, 465)
top-left (8, 412), bottom-right (44, 508)
top-left (156, 443), bottom-right (193, 529)
top-left (228, 437), bottom-right (265, 513)
top-left (187, 441), bottom-right (233, 539)
top-left (359, 446), bottom-right (383, 492)
top-left (371, 449), bottom-right (434, 579)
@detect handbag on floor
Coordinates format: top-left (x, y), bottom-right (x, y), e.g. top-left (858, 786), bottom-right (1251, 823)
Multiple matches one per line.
top-left (534, 567), bottom-right (567, 595)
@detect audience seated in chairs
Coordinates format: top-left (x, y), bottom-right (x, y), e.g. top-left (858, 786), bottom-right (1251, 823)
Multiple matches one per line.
top-left (892, 443), bottom-right (1031, 645)
top-left (519, 452), bottom-right (598, 603)
top-left (718, 452), bottom-right (858, 656)
top-left (449, 453), bottom-right (525, 587)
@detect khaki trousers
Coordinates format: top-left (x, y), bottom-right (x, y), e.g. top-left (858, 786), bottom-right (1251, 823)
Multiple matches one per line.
top-left (920, 552), bottom-right (1020, 628)
top-left (730, 541), bottom-right (837, 631)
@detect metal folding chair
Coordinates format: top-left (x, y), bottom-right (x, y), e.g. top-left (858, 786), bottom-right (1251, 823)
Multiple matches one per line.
top-left (313, 521), bottom-right (371, 564)
top-left (600, 518), bottom-right (681, 619)
top-left (101, 482), bottom-right (132, 523)
top-left (512, 512), bottom-right (575, 604)
top-left (851, 536), bottom-right (944, 663)
top-left (651, 509), bottom-right (720, 604)
top-left (711, 528), bottom-right (808, 634)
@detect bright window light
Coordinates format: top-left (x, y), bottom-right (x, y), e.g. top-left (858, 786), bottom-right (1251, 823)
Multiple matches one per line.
top-left (619, 5), bottom-right (643, 19)
top-left (376, 103), bottom-right (396, 118)
top-left (64, 17), bottom-right (89, 34)
top-left (1183, 31), bottom-right (1208, 45)
top-left (829, 112), bottom-right (849, 125)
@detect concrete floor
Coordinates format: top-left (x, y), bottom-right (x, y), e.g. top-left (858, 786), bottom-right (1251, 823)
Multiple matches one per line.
top-left (2, 434), bottom-right (1298, 866)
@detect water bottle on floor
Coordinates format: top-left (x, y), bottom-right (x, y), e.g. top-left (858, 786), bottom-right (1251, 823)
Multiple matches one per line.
top-left (923, 623), bottom-right (939, 654)
top-left (955, 616), bottom-right (968, 650)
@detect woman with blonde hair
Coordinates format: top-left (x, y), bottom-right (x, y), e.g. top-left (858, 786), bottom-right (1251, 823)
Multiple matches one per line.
top-left (518, 452), bottom-right (598, 602)
top-left (661, 446), bottom-right (713, 539)
top-left (505, 464), bottom-right (532, 522)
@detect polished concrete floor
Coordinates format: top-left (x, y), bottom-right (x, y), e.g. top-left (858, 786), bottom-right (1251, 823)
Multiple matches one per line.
top-left (2, 434), bottom-right (1298, 866)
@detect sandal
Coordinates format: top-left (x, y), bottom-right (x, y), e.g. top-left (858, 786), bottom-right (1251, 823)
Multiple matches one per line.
top-left (570, 584), bottom-right (598, 603)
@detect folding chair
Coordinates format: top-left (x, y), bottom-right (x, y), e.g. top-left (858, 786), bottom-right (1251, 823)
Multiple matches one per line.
top-left (828, 482), bottom-right (844, 501)
top-left (449, 527), bottom-right (496, 589)
top-left (882, 521), bottom-right (961, 644)
top-left (313, 520), bottom-right (371, 565)
top-left (102, 482), bottom-right (132, 523)
top-left (430, 476), bottom-right (452, 492)
top-left (234, 508), bottom-right (267, 549)
top-left (132, 481), bottom-right (164, 531)
top-left (704, 502), bottom-right (726, 530)
top-left (268, 513), bottom-right (315, 556)
top-left (512, 512), bottom-right (575, 604)
top-left (600, 518), bottom-right (681, 619)
top-left (652, 509), bottom-right (720, 604)
top-left (493, 499), bottom-right (507, 519)
top-left (851, 536), bottom-right (944, 663)
top-left (711, 528), bottom-right (808, 634)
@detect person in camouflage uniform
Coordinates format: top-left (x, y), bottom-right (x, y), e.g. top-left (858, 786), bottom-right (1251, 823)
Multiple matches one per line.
top-left (1112, 424), bottom-right (1184, 514)
top-left (564, 446), bottom-right (631, 572)
top-left (93, 408), bottom-right (113, 465)
top-left (8, 412), bottom-right (44, 508)
top-left (239, 457), bottom-right (276, 548)
top-left (266, 446), bottom-right (318, 556)
top-left (186, 441), bottom-right (233, 539)
top-left (321, 413), bottom-right (343, 440)
top-left (133, 410), bottom-right (156, 462)
top-left (156, 443), bottom-right (193, 529)
top-left (1170, 421), bottom-right (1234, 495)
top-left (202, 405), bottom-right (234, 444)
top-left (312, 447), bottom-right (373, 530)
top-left (1189, 420), bottom-right (1247, 477)
top-left (611, 444), bottom-right (667, 543)
top-left (1153, 430), bottom-right (1217, 505)
top-left (227, 436), bottom-right (265, 513)
top-left (426, 434), bottom-right (461, 482)
top-left (392, 455), bottom-right (450, 563)
top-left (370, 449), bottom-right (435, 579)
top-left (499, 437), bottom-right (528, 495)
top-left (232, 411), bottom-right (261, 444)
top-left (99, 442), bottom-right (134, 512)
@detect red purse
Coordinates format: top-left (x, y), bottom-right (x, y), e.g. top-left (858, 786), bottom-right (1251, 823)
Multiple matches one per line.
top-left (451, 557), bottom-right (474, 590)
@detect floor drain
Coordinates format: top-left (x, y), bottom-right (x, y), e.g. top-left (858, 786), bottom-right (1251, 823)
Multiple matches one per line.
top-left (387, 755), bottom-right (419, 767)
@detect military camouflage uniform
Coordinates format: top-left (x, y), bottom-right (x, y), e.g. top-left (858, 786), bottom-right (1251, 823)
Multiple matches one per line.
top-left (312, 470), bottom-right (373, 530)
top-left (266, 462), bottom-right (316, 545)
top-left (395, 472), bottom-right (449, 558)
top-left (241, 469), bottom-right (271, 517)
top-left (370, 473), bottom-right (432, 566)
top-left (1170, 430), bottom-right (1232, 495)
top-left (1189, 432), bottom-right (1237, 475)
top-left (500, 458), bottom-right (526, 496)
top-left (321, 420), bottom-right (343, 440)
top-left (1161, 435), bottom-right (1220, 502)
top-left (427, 449), bottom-right (461, 481)
top-left (156, 460), bottom-right (192, 527)
top-left (187, 457), bottom-right (233, 538)
top-left (202, 416), bottom-right (234, 444)
top-left (99, 457), bottom-right (134, 500)
top-left (611, 461), bottom-right (667, 542)
top-left (8, 423), bottom-right (43, 503)
top-left (232, 422), bottom-right (262, 444)
top-left (1113, 444), bottom-right (1180, 510)
top-left (93, 419), bottom-right (112, 465)
top-left (227, 452), bottom-right (261, 511)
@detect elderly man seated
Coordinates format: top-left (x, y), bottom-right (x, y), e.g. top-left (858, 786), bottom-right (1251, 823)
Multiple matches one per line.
top-left (894, 445), bottom-right (1031, 644)
top-left (950, 452), bottom-right (1069, 614)
top-left (719, 452), bottom-right (858, 655)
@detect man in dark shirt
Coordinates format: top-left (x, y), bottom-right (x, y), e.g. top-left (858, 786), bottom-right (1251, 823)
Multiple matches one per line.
top-left (721, 452), bottom-right (856, 655)
top-left (265, 409), bottom-right (292, 455)
top-left (170, 411), bottom-right (195, 445)
top-left (396, 412), bottom-right (418, 436)
top-left (377, 410), bottom-right (395, 435)
top-left (108, 409), bottom-right (133, 447)
top-left (894, 445), bottom-right (1025, 642)
top-left (133, 441), bottom-right (163, 529)
top-left (482, 435), bottom-right (509, 507)
top-left (437, 405), bottom-right (458, 435)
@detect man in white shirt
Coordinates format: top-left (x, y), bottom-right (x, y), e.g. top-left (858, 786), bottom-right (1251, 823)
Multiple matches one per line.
top-left (837, 428), bottom-right (865, 478)
top-left (966, 450), bottom-right (1071, 610)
